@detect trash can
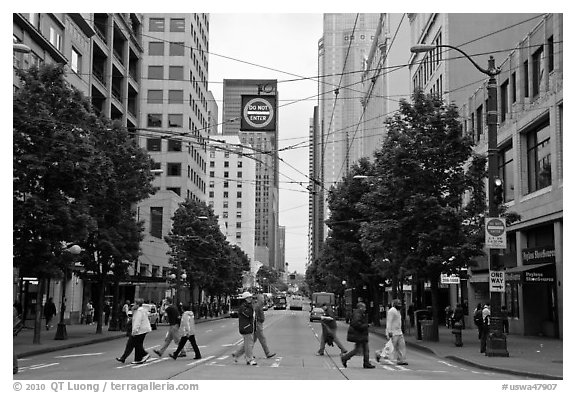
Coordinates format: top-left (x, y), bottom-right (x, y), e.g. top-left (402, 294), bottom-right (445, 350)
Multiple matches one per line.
top-left (414, 309), bottom-right (430, 340)
top-left (421, 319), bottom-right (439, 342)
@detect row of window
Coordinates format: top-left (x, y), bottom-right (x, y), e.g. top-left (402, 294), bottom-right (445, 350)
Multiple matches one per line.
top-left (412, 32), bottom-right (442, 91)
top-left (209, 180), bottom-right (243, 188)
top-left (210, 160), bottom-right (243, 168)
top-left (208, 191), bottom-right (243, 199)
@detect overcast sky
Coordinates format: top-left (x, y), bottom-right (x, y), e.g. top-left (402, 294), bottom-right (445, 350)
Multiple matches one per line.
top-left (209, 14), bottom-right (324, 274)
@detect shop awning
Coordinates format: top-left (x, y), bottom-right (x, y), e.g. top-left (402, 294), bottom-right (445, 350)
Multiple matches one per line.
top-left (505, 263), bottom-right (555, 283)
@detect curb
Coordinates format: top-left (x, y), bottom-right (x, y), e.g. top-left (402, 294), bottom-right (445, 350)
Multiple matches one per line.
top-left (368, 327), bottom-right (562, 380)
top-left (16, 315), bottom-right (230, 359)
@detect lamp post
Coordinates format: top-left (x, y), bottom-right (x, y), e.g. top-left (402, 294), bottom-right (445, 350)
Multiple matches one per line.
top-left (411, 44), bottom-right (508, 356)
top-left (54, 244), bottom-right (83, 340)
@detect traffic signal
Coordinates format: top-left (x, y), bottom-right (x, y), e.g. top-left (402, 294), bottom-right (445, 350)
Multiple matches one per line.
top-left (493, 178), bottom-right (504, 205)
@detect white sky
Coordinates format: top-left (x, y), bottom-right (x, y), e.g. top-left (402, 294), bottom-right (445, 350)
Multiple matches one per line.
top-left (209, 14), bottom-right (323, 274)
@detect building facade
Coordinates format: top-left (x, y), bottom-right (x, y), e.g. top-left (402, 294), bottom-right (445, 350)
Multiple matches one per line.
top-left (207, 135), bottom-right (257, 264)
top-left (460, 14), bottom-right (563, 338)
top-left (222, 79), bottom-right (280, 271)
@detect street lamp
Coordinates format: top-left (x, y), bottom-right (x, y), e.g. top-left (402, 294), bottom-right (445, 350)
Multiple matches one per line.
top-left (54, 243), bottom-right (83, 340)
top-left (410, 43), bottom-right (507, 356)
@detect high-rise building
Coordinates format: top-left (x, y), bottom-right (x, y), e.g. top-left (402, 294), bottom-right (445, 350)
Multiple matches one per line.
top-left (135, 13), bottom-right (211, 303)
top-left (222, 79), bottom-right (280, 270)
top-left (207, 135), bottom-right (256, 264)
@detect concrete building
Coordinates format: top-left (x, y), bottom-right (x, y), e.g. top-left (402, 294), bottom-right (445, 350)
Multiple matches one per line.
top-left (207, 135), bottom-right (256, 264)
top-left (408, 13), bottom-right (561, 337)
top-left (135, 13), bottom-right (211, 303)
top-left (221, 79), bottom-right (280, 271)
top-left (460, 14), bottom-right (563, 338)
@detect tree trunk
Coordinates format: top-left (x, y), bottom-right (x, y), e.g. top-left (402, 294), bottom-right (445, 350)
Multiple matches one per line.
top-left (33, 278), bottom-right (46, 344)
top-left (108, 279), bottom-right (120, 331)
top-left (96, 274), bottom-right (105, 334)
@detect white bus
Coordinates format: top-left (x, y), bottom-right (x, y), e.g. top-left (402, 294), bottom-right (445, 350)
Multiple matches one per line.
top-left (289, 295), bottom-right (303, 311)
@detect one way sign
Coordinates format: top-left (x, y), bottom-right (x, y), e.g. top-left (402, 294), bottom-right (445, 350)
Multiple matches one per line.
top-left (489, 270), bottom-right (505, 293)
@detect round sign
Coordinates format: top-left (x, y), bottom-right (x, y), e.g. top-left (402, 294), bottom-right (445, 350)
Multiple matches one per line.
top-left (486, 218), bottom-right (506, 236)
top-left (243, 97), bottom-right (274, 129)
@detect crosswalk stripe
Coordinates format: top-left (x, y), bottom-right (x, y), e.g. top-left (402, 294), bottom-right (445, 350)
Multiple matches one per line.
top-left (187, 355), bottom-right (214, 366)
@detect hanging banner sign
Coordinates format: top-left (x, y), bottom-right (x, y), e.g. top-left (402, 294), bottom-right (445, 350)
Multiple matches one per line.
top-left (489, 270), bottom-right (506, 292)
top-left (240, 95), bottom-right (276, 131)
top-left (485, 217), bottom-right (507, 249)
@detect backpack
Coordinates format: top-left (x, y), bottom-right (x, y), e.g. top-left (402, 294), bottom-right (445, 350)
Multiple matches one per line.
top-left (473, 309), bottom-right (483, 325)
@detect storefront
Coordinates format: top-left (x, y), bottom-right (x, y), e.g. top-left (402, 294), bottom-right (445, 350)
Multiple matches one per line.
top-left (505, 248), bottom-right (558, 338)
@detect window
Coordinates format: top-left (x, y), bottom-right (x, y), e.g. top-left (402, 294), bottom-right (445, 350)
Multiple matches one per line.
top-left (523, 60), bottom-right (529, 97)
top-left (167, 163), bottom-right (182, 176)
top-left (224, 171), bottom-right (229, 178)
top-left (149, 18), bottom-right (165, 32)
top-left (209, 181), bottom-right (214, 188)
top-left (209, 171), bottom-right (214, 177)
top-left (71, 48), bottom-right (81, 73)
top-left (168, 114), bottom-right (183, 128)
top-left (148, 41), bottom-right (164, 56)
top-left (147, 114), bottom-right (162, 127)
top-left (148, 65), bottom-right (163, 79)
top-left (147, 90), bottom-right (163, 104)
top-left (498, 145), bottom-right (514, 203)
top-left (49, 27), bottom-right (62, 51)
top-left (224, 191), bottom-right (229, 198)
top-left (505, 282), bottom-right (519, 318)
top-left (151, 161), bottom-right (161, 175)
top-left (236, 212), bottom-right (242, 219)
top-left (209, 191), bottom-right (214, 198)
top-left (167, 187), bottom-right (181, 196)
top-left (223, 212), bottom-right (228, 219)
top-left (223, 181), bottom-right (229, 188)
top-left (237, 161), bottom-right (243, 168)
top-left (210, 161), bottom-right (215, 167)
top-left (170, 18), bottom-right (185, 32)
top-left (475, 104), bottom-right (483, 142)
top-left (236, 222), bottom-right (242, 228)
top-left (223, 201), bottom-right (228, 209)
top-left (168, 90), bottom-right (183, 104)
top-left (167, 139), bottom-right (182, 151)
top-left (147, 138), bottom-right (161, 151)
top-left (532, 46), bottom-right (544, 97)
top-left (237, 202), bottom-right (242, 208)
top-left (547, 36), bottom-right (554, 73)
top-left (527, 119), bottom-right (551, 193)
top-left (169, 66), bottom-right (183, 80)
top-left (237, 171), bottom-right (243, 178)
top-left (150, 207), bottom-right (163, 238)
top-left (236, 232), bottom-right (242, 240)
top-left (511, 72), bottom-right (517, 103)
top-left (169, 42), bottom-right (185, 56)
top-left (500, 79), bottom-right (509, 122)
top-left (237, 192), bottom-right (242, 198)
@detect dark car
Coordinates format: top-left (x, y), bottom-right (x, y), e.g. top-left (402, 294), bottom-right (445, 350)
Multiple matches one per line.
top-left (309, 307), bottom-right (325, 322)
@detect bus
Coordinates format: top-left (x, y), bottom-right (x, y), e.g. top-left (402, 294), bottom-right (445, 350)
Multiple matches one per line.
top-left (273, 294), bottom-right (287, 310)
top-left (289, 295), bottom-right (303, 311)
top-left (229, 295), bottom-right (243, 317)
top-left (311, 292), bottom-right (335, 308)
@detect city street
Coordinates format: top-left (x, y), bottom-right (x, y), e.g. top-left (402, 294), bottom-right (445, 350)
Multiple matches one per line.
top-left (15, 307), bottom-right (532, 381)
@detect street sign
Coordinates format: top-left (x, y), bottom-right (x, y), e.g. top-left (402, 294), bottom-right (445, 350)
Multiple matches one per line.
top-left (240, 95), bottom-right (276, 131)
top-left (486, 217), bottom-right (507, 249)
top-left (441, 274), bottom-right (460, 284)
top-left (489, 270), bottom-right (505, 292)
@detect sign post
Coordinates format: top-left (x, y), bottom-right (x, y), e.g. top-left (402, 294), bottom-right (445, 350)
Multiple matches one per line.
top-left (489, 271), bottom-right (505, 292)
top-left (485, 217), bottom-right (506, 249)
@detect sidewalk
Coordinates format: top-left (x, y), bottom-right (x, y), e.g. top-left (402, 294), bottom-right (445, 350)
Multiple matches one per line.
top-left (13, 315), bottom-right (229, 359)
top-left (369, 322), bottom-right (563, 380)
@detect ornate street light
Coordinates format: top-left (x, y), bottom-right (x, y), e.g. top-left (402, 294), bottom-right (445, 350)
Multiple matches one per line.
top-left (410, 43), bottom-right (507, 356)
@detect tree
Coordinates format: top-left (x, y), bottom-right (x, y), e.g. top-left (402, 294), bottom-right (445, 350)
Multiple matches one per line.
top-left (358, 90), bottom-right (481, 331)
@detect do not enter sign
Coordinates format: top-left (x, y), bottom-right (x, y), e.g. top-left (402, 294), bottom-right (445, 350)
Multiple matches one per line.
top-left (486, 217), bottom-right (506, 249)
top-left (240, 95), bottom-right (276, 131)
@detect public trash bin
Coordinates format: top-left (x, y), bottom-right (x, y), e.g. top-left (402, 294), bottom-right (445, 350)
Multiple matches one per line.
top-left (421, 319), bottom-right (439, 342)
top-left (414, 309), bottom-right (430, 340)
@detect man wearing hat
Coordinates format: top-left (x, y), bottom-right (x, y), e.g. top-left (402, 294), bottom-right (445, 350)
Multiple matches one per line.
top-left (232, 292), bottom-right (257, 365)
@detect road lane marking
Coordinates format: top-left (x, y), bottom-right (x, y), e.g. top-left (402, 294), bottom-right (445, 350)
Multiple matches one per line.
top-left (55, 353), bottom-right (103, 358)
top-left (30, 362), bottom-right (59, 370)
top-left (132, 358), bottom-right (167, 368)
top-left (206, 329), bottom-right (213, 332)
top-left (381, 365), bottom-right (396, 371)
top-left (187, 355), bottom-right (214, 366)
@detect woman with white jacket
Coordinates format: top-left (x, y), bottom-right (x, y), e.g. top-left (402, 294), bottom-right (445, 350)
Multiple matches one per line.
top-left (170, 304), bottom-right (202, 360)
top-left (131, 298), bottom-right (152, 364)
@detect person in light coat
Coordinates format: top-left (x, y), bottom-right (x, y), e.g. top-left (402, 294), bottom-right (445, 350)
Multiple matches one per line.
top-left (169, 304), bottom-right (201, 360)
top-left (386, 298), bottom-right (408, 365)
top-left (130, 298), bottom-right (152, 364)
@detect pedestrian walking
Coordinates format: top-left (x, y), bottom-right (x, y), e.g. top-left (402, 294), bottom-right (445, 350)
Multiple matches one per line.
top-left (480, 304), bottom-right (491, 353)
top-left (473, 303), bottom-right (484, 339)
top-left (85, 301), bottom-right (94, 325)
top-left (407, 303), bottom-right (415, 328)
top-left (169, 304), bottom-right (201, 360)
top-left (451, 303), bottom-right (464, 347)
top-left (153, 297), bottom-right (186, 358)
top-left (43, 297), bottom-right (56, 330)
top-left (231, 291), bottom-right (257, 365)
top-left (501, 305), bottom-right (510, 334)
top-left (340, 302), bottom-right (375, 369)
top-left (317, 303), bottom-right (347, 356)
top-left (234, 294), bottom-right (276, 359)
top-left (130, 298), bottom-right (152, 364)
top-left (382, 299), bottom-right (408, 365)
top-left (115, 303), bottom-right (138, 363)
top-left (103, 301), bottom-right (111, 326)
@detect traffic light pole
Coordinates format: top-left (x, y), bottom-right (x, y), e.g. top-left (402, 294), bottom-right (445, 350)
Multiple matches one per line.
top-left (486, 56), bottom-right (509, 357)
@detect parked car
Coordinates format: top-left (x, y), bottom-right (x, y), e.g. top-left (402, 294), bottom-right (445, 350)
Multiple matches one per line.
top-left (309, 307), bottom-right (325, 322)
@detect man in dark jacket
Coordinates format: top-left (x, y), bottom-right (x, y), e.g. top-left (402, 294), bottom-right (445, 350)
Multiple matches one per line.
top-left (232, 292), bottom-right (257, 365)
top-left (153, 297), bottom-right (185, 358)
top-left (341, 302), bottom-right (375, 369)
top-left (317, 303), bottom-right (347, 356)
top-left (43, 298), bottom-right (57, 330)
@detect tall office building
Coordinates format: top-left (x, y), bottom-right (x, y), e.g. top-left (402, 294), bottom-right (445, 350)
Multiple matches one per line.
top-left (135, 13), bottom-right (211, 302)
top-left (222, 79), bottom-right (280, 270)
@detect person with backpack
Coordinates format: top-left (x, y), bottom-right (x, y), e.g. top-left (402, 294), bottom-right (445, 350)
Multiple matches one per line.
top-left (473, 303), bottom-right (484, 339)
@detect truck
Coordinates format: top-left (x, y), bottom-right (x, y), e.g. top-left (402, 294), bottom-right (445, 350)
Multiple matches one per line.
top-left (311, 292), bottom-right (335, 308)
top-left (273, 294), bottom-right (287, 310)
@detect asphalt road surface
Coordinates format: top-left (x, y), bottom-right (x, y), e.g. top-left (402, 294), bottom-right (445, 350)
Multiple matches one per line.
top-left (15, 307), bottom-right (532, 381)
